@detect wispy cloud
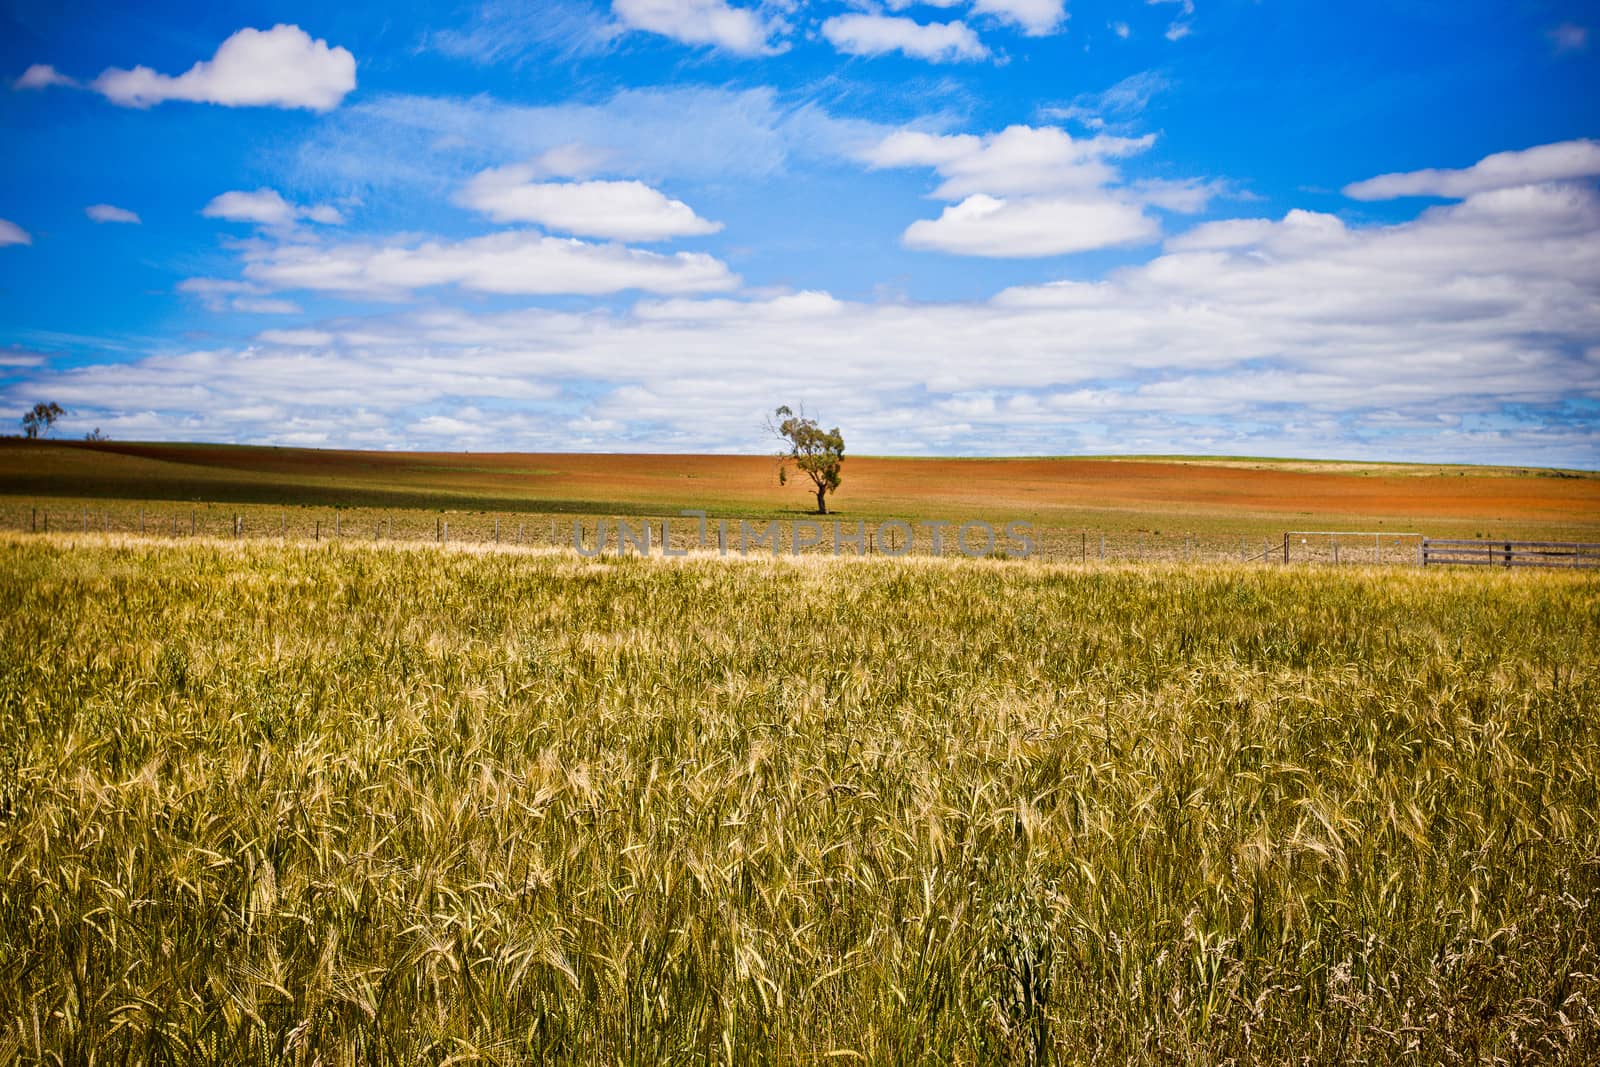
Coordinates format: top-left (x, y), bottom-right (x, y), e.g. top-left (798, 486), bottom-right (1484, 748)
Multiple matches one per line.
top-left (0, 219), bottom-right (32, 247)
top-left (1344, 139), bottom-right (1600, 200)
top-left (1548, 22), bottom-right (1589, 54)
top-left (12, 64), bottom-right (78, 90)
top-left (85, 204), bottom-right (141, 224)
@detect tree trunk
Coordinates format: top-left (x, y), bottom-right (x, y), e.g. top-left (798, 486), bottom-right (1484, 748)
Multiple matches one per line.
top-left (815, 486), bottom-right (828, 515)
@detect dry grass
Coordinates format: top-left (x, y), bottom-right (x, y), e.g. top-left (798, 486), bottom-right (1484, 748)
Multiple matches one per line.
top-left (1, 536), bottom-right (1597, 1063)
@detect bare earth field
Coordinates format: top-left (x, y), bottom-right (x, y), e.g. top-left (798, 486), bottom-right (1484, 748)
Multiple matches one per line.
top-left (2, 440), bottom-right (1597, 546)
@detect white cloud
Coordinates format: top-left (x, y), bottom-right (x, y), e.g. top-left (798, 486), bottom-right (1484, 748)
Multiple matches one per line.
top-left (971, 0), bottom-right (1066, 37)
top-left (1111, 21), bottom-right (1131, 38)
top-left (177, 278), bottom-right (303, 315)
top-left (821, 15), bottom-right (989, 62)
top-left (91, 25), bottom-right (356, 112)
top-left (20, 166), bottom-right (1597, 460)
top-left (904, 194), bottom-right (1159, 256)
top-left (865, 124), bottom-right (1156, 198)
top-left (1133, 177), bottom-right (1233, 214)
top-left (866, 124), bottom-right (1174, 256)
top-left (292, 87), bottom-right (897, 195)
top-left (85, 204), bottom-right (141, 224)
top-left (458, 166), bottom-right (721, 240)
top-left (613, 0), bottom-right (785, 55)
top-left (257, 329), bottom-right (335, 346)
top-left (1042, 71), bottom-right (1170, 130)
top-left (1163, 216), bottom-right (1275, 252)
top-left (203, 188), bottom-right (344, 226)
top-left (425, 0), bottom-right (622, 63)
top-left (13, 64), bottom-right (78, 90)
top-left (1344, 139), bottom-right (1600, 200)
top-left (0, 219), bottom-right (31, 246)
top-left (9, 141), bottom-right (1597, 466)
top-left (239, 230), bottom-right (738, 298)
top-left (1148, 0), bottom-right (1193, 41)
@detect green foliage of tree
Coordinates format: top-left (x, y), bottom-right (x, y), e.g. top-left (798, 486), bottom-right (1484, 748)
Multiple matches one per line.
top-left (772, 405), bottom-right (845, 515)
top-left (21, 402), bottom-right (64, 440)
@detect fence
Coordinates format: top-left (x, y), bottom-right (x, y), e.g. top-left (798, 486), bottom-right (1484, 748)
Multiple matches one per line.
top-left (1284, 531), bottom-right (1425, 567)
top-left (8, 500), bottom-right (1596, 569)
top-left (1421, 539), bottom-right (1600, 569)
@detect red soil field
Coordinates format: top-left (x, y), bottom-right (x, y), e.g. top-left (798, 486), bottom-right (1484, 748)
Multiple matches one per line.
top-left (3, 441), bottom-right (1594, 539)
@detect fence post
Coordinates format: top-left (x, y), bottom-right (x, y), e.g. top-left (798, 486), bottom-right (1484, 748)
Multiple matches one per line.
top-left (518, 523), bottom-right (524, 545)
top-left (191, 510), bottom-right (195, 537)
top-left (1333, 539), bottom-right (1339, 566)
top-left (315, 521), bottom-right (320, 542)
top-left (443, 521), bottom-right (448, 544)
top-left (495, 518), bottom-right (500, 544)
top-left (1100, 533), bottom-right (1105, 561)
top-left (1374, 533), bottom-right (1380, 564)
top-left (140, 508), bottom-right (145, 535)
top-left (282, 512), bottom-right (286, 539)
top-left (1418, 539), bottom-right (1426, 567)
top-left (31, 506), bottom-right (36, 533)
top-left (43, 511), bottom-right (48, 533)
top-left (1283, 532), bottom-right (1289, 565)
top-left (82, 506), bottom-right (87, 532)
top-left (1081, 530), bottom-right (1086, 563)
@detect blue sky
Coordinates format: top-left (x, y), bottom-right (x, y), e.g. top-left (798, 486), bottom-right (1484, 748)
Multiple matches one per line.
top-left (1, 0), bottom-right (1597, 464)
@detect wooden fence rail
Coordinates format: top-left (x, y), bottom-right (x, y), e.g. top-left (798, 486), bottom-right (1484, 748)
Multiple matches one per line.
top-left (1421, 539), bottom-right (1600, 569)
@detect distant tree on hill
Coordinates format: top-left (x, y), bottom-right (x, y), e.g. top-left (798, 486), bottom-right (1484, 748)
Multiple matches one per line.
top-left (771, 405), bottom-right (844, 515)
top-left (21, 402), bottom-right (64, 440)
top-left (85, 427), bottom-right (108, 441)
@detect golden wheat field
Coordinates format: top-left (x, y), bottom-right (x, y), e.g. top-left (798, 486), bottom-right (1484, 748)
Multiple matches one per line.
top-left (1, 534), bottom-right (1596, 1064)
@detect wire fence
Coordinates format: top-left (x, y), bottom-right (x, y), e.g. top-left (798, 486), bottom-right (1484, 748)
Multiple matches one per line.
top-left (7, 498), bottom-right (1527, 568)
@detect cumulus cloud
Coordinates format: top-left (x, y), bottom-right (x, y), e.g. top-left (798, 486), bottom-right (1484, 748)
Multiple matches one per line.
top-left (866, 124), bottom-right (1183, 256)
top-left (1344, 139), bottom-right (1600, 200)
top-left (904, 194), bottom-right (1159, 256)
top-left (91, 25), bottom-right (356, 112)
top-left (13, 64), bottom-right (78, 90)
top-left (85, 204), bottom-right (141, 224)
top-left (237, 230), bottom-right (738, 298)
top-left (19, 147), bottom-right (1596, 463)
top-left (865, 125), bottom-right (1156, 198)
top-left (971, 0), bottom-right (1066, 36)
top-left (0, 219), bottom-right (31, 246)
top-left (458, 166), bottom-right (721, 240)
top-left (612, 0), bottom-right (785, 55)
top-left (203, 188), bottom-right (344, 226)
top-left (821, 15), bottom-right (989, 62)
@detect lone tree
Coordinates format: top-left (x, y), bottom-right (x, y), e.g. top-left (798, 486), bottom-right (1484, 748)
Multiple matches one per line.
top-left (772, 405), bottom-right (844, 515)
top-left (21, 402), bottom-right (64, 440)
